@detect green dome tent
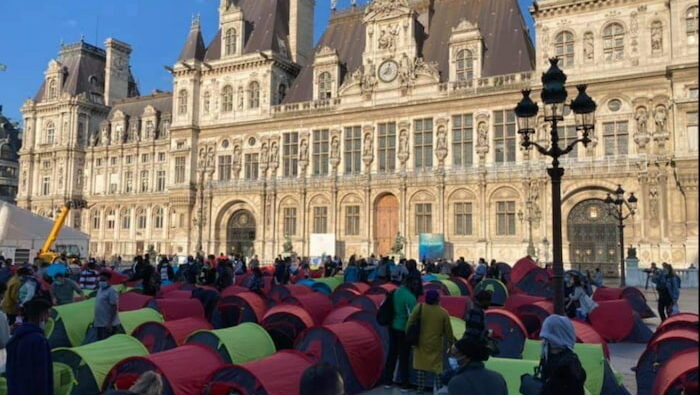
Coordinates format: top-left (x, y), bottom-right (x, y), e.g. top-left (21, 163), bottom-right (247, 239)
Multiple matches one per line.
top-left (119, 308), bottom-right (163, 334)
top-left (52, 334), bottom-right (149, 394)
top-left (186, 322), bottom-right (275, 364)
top-left (439, 279), bottom-right (462, 296)
top-left (311, 277), bottom-right (344, 294)
top-left (449, 316), bottom-right (466, 336)
top-left (47, 298), bottom-right (96, 348)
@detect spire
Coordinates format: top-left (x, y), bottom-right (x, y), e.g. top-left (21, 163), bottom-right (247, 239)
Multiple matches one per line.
top-left (178, 14), bottom-right (206, 62)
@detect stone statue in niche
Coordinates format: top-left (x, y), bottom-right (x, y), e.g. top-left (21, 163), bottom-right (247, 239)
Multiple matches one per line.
top-left (361, 62), bottom-right (378, 94)
top-left (477, 122), bottom-right (489, 147)
top-left (363, 132), bottom-right (373, 158)
top-left (583, 32), bottom-right (594, 61)
top-left (299, 138), bottom-right (309, 161)
top-left (330, 136), bottom-right (340, 160)
top-left (654, 105), bottom-right (667, 134)
top-left (398, 53), bottom-right (415, 87)
top-left (260, 142), bottom-right (269, 165)
top-left (436, 127), bottom-right (447, 153)
top-left (635, 107), bottom-right (649, 134)
top-left (649, 185), bottom-right (659, 219)
top-left (377, 24), bottom-right (399, 52)
top-left (651, 21), bottom-right (663, 53)
top-left (270, 141), bottom-right (279, 165)
top-left (398, 130), bottom-right (409, 156)
top-left (101, 127), bottom-right (109, 145)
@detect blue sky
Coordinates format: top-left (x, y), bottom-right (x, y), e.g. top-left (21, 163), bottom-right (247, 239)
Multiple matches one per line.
top-left (0, 0), bottom-right (534, 124)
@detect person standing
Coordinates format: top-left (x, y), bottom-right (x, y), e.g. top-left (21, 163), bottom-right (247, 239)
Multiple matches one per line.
top-left (156, 256), bottom-right (175, 284)
top-left (2, 268), bottom-right (22, 325)
top-left (131, 256), bottom-right (158, 296)
top-left (6, 298), bottom-right (53, 395)
top-left (383, 276), bottom-right (419, 391)
top-left (51, 272), bottom-right (84, 305)
top-left (79, 260), bottom-right (100, 290)
top-left (94, 272), bottom-right (120, 340)
top-left (473, 258), bottom-right (488, 285)
top-left (664, 263), bottom-right (681, 316)
top-left (442, 336), bottom-right (507, 395)
top-left (592, 267), bottom-right (604, 288)
top-left (652, 263), bottom-right (673, 321)
top-left (407, 289), bottom-right (455, 394)
top-left (0, 283), bottom-right (11, 348)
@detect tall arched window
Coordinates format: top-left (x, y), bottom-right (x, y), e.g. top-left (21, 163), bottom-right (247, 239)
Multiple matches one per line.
top-left (687, 6), bottom-right (699, 45)
top-left (153, 207), bottom-right (164, 229)
top-left (47, 79), bottom-right (57, 99)
top-left (136, 209), bottom-right (147, 229)
top-left (203, 91), bottom-right (211, 114)
top-left (249, 82), bottom-right (260, 109)
top-left (455, 49), bottom-right (474, 82)
top-left (106, 209), bottom-right (116, 229)
top-left (603, 23), bottom-right (625, 62)
top-left (317, 72), bottom-right (333, 99)
top-left (121, 209), bottom-right (131, 230)
top-left (46, 122), bottom-right (55, 144)
top-left (222, 85), bottom-right (234, 112)
top-left (225, 28), bottom-right (238, 56)
top-left (92, 210), bottom-right (101, 230)
top-left (555, 31), bottom-right (575, 67)
top-left (178, 89), bottom-right (188, 115)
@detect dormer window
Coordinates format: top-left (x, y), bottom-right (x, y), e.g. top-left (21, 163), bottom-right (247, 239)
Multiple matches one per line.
top-left (455, 50), bottom-right (474, 81)
top-left (249, 82), bottom-right (260, 109)
top-left (225, 28), bottom-right (238, 56)
top-left (318, 72), bottom-right (333, 99)
top-left (47, 79), bottom-right (57, 99)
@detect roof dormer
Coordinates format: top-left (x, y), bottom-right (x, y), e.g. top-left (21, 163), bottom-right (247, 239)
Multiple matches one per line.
top-left (44, 60), bottom-right (65, 101)
top-left (220, 0), bottom-right (245, 59)
top-left (449, 19), bottom-right (484, 83)
top-left (313, 47), bottom-right (341, 101)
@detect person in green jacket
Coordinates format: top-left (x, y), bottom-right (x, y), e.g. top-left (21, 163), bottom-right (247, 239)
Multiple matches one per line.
top-left (383, 276), bottom-right (420, 391)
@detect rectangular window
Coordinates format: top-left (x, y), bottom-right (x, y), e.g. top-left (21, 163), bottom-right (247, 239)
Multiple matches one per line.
top-left (124, 171), bottom-right (133, 193)
top-left (378, 122), bottom-right (396, 173)
top-left (141, 153), bottom-right (149, 163)
top-left (283, 207), bottom-right (297, 236)
top-left (140, 170), bottom-right (149, 193)
top-left (107, 213), bottom-right (115, 230)
top-left (602, 121), bottom-right (629, 156)
top-left (110, 157), bottom-right (117, 166)
top-left (452, 114), bottom-right (474, 168)
top-left (415, 203), bottom-right (432, 235)
top-left (174, 157), bottom-right (186, 183)
top-left (313, 129), bottom-right (329, 176)
top-left (109, 182), bottom-right (118, 194)
top-left (41, 177), bottom-right (50, 195)
top-left (414, 118), bottom-right (434, 170)
top-left (561, 125), bottom-right (579, 158)
top-left (688, 111), bottom-right (698, 152)
top-left (125, 155), bottom-right (132, 165)
top-left (283, 132), bottom-right (299, 178)
top-left (496, 201), bottom-right (516, 236)
top-left (122, 212), bottom-right (131, 230)
top-left (494, 110), bottom-right (517, 163)
top-left (218, 155), bottom-right (232, 181)
top-left (158, 152), bottom-right (166, 162)
top-left (345, 205), bottom-right (360, 236)
top-left (454, 203), bottom-right (473, 236)
top-left (96, 158), bottom-right (103, 167)
top-left (344, 126), bottom-right (362, 175)
top-left (245, 153), bottom-right (259, 180)
top-left (156, 170), bottom-right (166, 192)
top-left (313, 206), bottom-right (328, 234)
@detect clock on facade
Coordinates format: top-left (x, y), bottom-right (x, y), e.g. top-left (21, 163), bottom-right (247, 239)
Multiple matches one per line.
top-left (378, 60), bottom-right (399, 83)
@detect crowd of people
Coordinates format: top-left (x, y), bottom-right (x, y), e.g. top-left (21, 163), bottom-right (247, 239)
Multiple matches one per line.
top-left (0, 250), bottom-right (686, 394)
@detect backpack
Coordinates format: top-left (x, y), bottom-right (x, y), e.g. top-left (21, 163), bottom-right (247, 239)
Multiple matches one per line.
top-left (377, 290), bottom-right (395, 326)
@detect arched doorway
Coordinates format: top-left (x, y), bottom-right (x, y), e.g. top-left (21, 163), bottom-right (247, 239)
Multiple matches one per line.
top-left (374, 194), bottom-right (399, 256)
top-left (567, 199), bottom-right (619, 275)
top-left (227, 210), bottom-right (256, 257)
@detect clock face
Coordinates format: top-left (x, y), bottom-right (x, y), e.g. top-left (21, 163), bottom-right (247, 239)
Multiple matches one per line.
top-left (378, 60), bottom-right (399, 83)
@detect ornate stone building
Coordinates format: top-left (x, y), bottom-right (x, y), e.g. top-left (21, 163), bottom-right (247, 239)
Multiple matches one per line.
top-left (17, 0), bottom-right (699, 274)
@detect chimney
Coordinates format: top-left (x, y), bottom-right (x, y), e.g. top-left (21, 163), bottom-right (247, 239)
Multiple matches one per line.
top-left (289, 0), bottom-right (315, 66)
top-left (104, 38), bottom-right (133, 106)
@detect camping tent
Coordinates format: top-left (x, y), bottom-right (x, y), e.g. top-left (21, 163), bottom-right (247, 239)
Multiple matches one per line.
top-left (593, 287), bottom-right (655, 319)
top-left (285, 292), bottom-right (333, 325)
top-left (268, 284), bottom-right (313, 303)
top-left (509, 257), bottom-right (553, 298)
top-left (449, 276), bottom-right (474, 298)
top-left (323, 306), bottom-right (363, 325)
top-left (484, 309), bottom-right (528, 358)
top-left (217, 291), bottom-right (268, 326)
top-left (83, 308), bottom-right (163, 343)
top-left (204, 350), bottom-right (316, 395)
top-left (423, 281), bottom-right (450, 295)
top-left (504, 294), bottom-right (546, 313)
top-left (635, 328), bottom-right (699, 395)
top-left (515, 300), bottom-right (554, 339)
top-left (336, 282), bottom-right (371, 294)
top-left (296, 321), bottom-right (384, 394)
top-left (47, 298), bottom-right (96, 348)
top-left (331, 288), bottom-right (362, 307)
top-left (119, 292), bottom-right (154, 312)
top-left (651, 349), bottom-right (699, 395)
top-left (474, 279), bottom-right (509, 306)
top-left (103, 344), bottom-right (225, 395)
top-left (571, 319), bottom-right (610, 359)
top-left (148, 298), bottom-right (206, 321)
top-left (262, 304), bottom-right (315, 349)
top-left (589, 299), bottom-right (652, 343)
top-left (132, 317), bottom-right (212, 353)
top-left (0, 201), bottom-right (89, 261)
top-left (484, 358), bottom-right (541, 395)
top-left (649, 313), bottom-right (699, 342)
top-left (52, 334), bottom-right (148, 394)
top-left (311, 277), bottom-right (344, 294)
top-left (366, 283), bottom-right (398, 295)
top-left (186, 322), bottom-right (276, 364)
top-left (350, 294), bottom-right (385, 313)
top-left (417, 295), bottom-right (471, 320)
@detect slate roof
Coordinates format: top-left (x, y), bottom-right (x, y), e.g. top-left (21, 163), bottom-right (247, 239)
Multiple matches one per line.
top-left (108, 92), bottom-right (173, 120)
top-left (178, 20), bottom-right (207, 62)
top-left (284, 0), bottom-right (535, 103)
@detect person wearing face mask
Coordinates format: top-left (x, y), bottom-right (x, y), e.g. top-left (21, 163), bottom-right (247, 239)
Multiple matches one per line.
top-left (94, 271), bottom-right (121, 341)
top-left (50, 272), bottom-right (84, 305)
top-left (6, 298), bottom-right (53, 395)
top-left (442, 335), bottom-right (507, 395)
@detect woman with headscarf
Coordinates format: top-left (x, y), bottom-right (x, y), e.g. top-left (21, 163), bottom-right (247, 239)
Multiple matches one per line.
top-left (406, 289), bottom-right (455, 394)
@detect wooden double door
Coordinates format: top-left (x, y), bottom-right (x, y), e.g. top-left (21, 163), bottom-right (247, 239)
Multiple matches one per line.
top-left (374, 194), bottom-right (399, 256)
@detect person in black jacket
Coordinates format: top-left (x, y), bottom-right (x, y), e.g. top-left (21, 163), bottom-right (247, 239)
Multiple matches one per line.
top-left (537, 315), bottom-right (586, 395)
top-left (156, 256), bottom-right (175, 283)
top-left (130, 256), bottom-right (158, 296)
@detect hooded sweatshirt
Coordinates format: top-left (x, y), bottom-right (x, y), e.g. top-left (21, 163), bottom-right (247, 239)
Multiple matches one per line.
top-left (538, 315), bottom-right (586, 395)
top-left (6, 322), bottom-right (53, 395)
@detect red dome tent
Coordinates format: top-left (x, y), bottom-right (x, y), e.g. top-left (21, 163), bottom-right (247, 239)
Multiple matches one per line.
top-left (296, 321), bottom-right (384, 394)
top-left (449, 276), bottom-right (474, 298)
top-left (593, 287), bottom-right (655, 319)
top-left (651, 349), bottom-right (699, 395)
top-left (262, 305), bottom-right (315, 350)
top-left (220, 285), bottom-right (249, 296)
top-left (635, 329), bottom-right (699, 395)
top-left (336, 282), bottom-right (371, 294)
top-left (323, 306), bottom-right (364, 325)
top-left (571, 319), bottom-right (610, 359)
top-left (102, 268), bottom-right (129, 285)
top-left (268, 284), bottom-right (313, 303)
top-left (484, 309), bottom-right (528, 358)
top-left (504, 294), bottom-right (547, 313)
top-left (132, 317), bottom-right (213, 353)
top-left (119, 292), bottom-right (154, 312)
top-left (204, 350), bottom-right (316, 395)
top-left (103, 344), bottom-right (225, 395)
top-left (474, 279), bottom-right (508, 306)
top-left (161, 290), bottom-right (193, 299)
top-left (217, 291), bottom-right (268, 327)
top-left (589, 299), bottom-right (652, 343)
top-left (515, 300), bottom-right (554, 339)
top-left (285, 293), bottom-right (333, 325)
top-left (350, 294), bottom-right (385, 313)
top-left (148, 298), bottom-right (206, 321)
top-left (423, 281), bottom-right (450, 295)
top-left (366, 283), bottom-right (398, 295)
top-left (417, 295), bottom-right (472, 320)
top-left (509, 257), bottom-right (553, 298)
top-left (649, 313), bottom-right (699, 342)
top-left (331, 288), bottom-right (362, 307)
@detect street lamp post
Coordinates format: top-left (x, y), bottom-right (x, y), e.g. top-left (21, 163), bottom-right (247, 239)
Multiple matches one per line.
top-left (518, 199), bottom-right (541, 258)
top-left (604, 185), bottom-right (638, 287)
top-left (514, 57), bottom-right (597, 315)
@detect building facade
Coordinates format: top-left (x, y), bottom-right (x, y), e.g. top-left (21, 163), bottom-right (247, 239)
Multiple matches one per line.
top-left (0, 105), bottom-right (22, 203)
top-left (17, 0), bottom-right (699, 274)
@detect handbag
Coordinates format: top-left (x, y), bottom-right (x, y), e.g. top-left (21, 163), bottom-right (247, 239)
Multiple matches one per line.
top-left (406, 304), bottom-right (422, 346)
top-left (520, 361), bottom-right (544, 395)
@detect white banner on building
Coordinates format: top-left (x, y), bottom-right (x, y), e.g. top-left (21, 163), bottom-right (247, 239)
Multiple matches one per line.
top-left (309, 233), bottom-right (336, 261)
